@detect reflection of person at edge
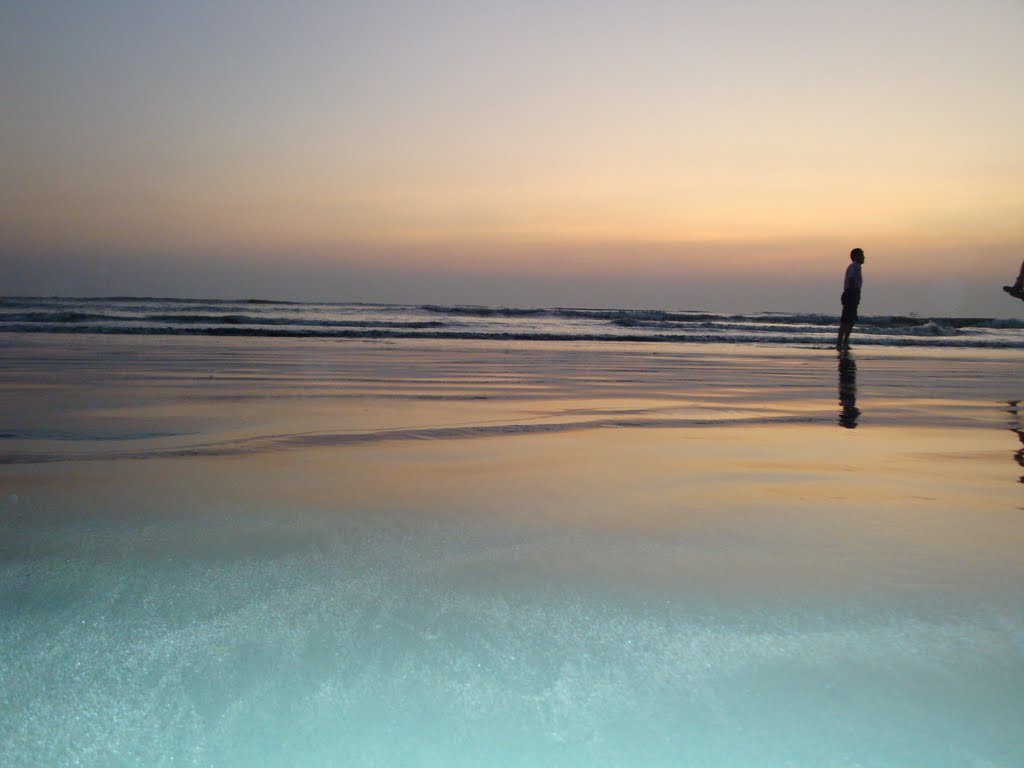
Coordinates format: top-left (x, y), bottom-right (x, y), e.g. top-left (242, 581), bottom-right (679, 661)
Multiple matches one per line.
top-left (1006, 400), bottom-right (1024, 483)
top-left (1014, 430), bottom-right (1024, 484)
top-left (838, 353), bottom-right (860, 429)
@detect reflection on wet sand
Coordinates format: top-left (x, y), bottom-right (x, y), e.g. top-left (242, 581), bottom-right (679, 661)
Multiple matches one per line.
top-left (1007, 400), bottom-right (1024, 484)
top-left (837, 352), bottom-right (859, 429)
top-left (2, 335), bottom-right (1023, 768)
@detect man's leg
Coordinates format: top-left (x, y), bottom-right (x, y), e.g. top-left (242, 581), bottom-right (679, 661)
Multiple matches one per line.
top-left (837, 321), bottom-right (850, 350)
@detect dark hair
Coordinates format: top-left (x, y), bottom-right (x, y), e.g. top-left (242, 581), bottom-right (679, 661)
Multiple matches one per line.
top-left (850, 248), bottom-right (864, 260)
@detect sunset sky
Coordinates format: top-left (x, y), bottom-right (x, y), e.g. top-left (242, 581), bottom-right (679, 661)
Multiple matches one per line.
top-left (2, 0), bottom-right (1022, 314)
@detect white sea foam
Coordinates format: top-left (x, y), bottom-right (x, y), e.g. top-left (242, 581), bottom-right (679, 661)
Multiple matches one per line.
top-left (2, 297), bottom-right (1023, 348)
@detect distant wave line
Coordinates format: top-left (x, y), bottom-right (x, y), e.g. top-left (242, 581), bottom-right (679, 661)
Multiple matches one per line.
top-left (2, 296), bottom-right (1022, 349)
top-left (3, 296), bottom-right (1021, 328)
top-left (0, 295), bottom-right (305, 307)
top-left (421, 304), bottom-right (1022, 330)
top-left (0, 312), bottom-right (447, 329)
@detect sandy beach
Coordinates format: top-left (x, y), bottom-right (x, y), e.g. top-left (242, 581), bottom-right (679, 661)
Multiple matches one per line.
top-left (2, 333), bottom-right (1022, 766)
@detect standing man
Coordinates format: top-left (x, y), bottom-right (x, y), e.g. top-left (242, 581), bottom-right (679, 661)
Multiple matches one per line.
top-left (836, 247), bottom-right (865, 351)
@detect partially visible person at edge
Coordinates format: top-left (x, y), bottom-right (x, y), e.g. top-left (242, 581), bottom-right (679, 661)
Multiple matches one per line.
top-left (1003, 261), bottom-right (1024, 300)
top-left (836, 247), bottom-right (865, 351)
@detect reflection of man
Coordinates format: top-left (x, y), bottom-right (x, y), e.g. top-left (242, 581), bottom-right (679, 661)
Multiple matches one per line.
top-left (837, 248), bottom-right (865, 351)
top-left (838, 353), bottom-right (859, 429)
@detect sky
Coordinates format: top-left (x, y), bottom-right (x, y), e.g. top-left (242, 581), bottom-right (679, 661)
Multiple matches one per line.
top-left (2, 0), bottom-right (1023, 314)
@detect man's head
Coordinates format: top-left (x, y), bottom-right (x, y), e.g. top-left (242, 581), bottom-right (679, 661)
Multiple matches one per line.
top-left (850, 248), bottom-right (865, 264)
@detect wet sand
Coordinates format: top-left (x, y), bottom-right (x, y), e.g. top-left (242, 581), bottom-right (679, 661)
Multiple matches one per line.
top-left (1, 334), bottom-right (1022, 766)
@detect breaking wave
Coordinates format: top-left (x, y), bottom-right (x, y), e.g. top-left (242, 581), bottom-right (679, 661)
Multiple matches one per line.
top-left (2, 297), bottom-right (1023, 348)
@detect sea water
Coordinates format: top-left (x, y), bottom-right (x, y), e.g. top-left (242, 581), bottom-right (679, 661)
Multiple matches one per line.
top-left (2, 295), bottom-right (1024, 349)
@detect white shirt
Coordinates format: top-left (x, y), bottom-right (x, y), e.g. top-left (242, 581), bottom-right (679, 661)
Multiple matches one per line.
top-left (844, 262), bottom-right (863, 293)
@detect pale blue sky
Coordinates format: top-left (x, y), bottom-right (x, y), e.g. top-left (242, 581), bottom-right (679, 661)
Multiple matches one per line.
top-left (2, 0), bottom-right (1022, 313)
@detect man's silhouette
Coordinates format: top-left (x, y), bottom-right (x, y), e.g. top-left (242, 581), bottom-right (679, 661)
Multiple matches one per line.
top-left (837, 248), bottom-right (865, 351)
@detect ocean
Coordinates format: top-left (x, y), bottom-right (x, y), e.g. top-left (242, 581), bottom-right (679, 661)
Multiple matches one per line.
top-left (3, 295), bottom-right (1024, 348)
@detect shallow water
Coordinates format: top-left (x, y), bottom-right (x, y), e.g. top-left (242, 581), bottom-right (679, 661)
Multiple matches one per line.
top-left (1, 335), bottom-right (1022, 766)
